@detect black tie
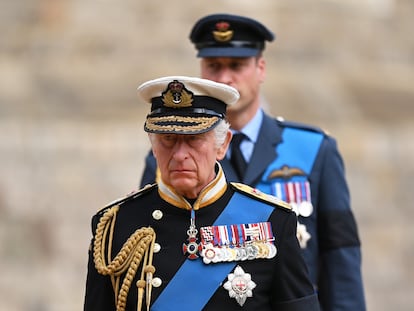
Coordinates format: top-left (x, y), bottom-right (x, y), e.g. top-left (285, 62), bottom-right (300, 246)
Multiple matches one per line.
top-left (231, 133), bottom-right (247, 180)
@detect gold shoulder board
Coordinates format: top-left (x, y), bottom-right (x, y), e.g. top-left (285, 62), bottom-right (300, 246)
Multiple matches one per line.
top-left (230, 182), bottom-right (292, 211)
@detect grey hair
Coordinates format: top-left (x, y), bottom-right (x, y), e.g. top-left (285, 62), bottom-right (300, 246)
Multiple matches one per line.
top-left (213, 119), bottom-right (230, 148)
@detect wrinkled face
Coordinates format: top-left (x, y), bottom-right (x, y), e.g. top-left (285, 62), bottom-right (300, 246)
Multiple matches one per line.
top-left (150, 130), bottom-right (230, 199)
top-left (200, 57), bottom-right (265, 115)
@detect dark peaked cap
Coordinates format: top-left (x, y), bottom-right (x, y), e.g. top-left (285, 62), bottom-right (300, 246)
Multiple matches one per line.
top-left (190, 13), bottom-right (275, 58)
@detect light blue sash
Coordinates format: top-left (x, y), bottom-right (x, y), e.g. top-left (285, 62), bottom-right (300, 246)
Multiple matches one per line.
top-left (152, 191), bottom-right (274, 311)
top-left (256, 128), bottom-right (323, 194)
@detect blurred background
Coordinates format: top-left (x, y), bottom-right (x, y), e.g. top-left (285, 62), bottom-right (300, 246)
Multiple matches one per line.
top-left (1, 0), bottom-right (413, 310)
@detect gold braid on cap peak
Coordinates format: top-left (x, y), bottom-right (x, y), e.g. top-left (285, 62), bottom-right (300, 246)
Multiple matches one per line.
top-left (93, 205), bottom-right (156, 311)
top-left (146, 115), bottom-right (219, 133)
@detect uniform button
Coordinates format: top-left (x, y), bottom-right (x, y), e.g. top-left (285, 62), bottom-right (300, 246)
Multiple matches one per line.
top-left (152, 277), bottom-right (162, 287)
top-left (152, 210), bottom-right (163, 220)
top-left (153, 243), bottom-right (161, 253)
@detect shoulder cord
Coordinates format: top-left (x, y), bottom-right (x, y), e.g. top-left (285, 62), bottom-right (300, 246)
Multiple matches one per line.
top-left (93, 205), bottom-right (157, 311)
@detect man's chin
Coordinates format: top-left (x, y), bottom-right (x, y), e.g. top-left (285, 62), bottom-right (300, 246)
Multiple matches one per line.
top-left (170, 176), bottom-right (194, 186)
top-left (168, 177), bottom-right (197, 193)
top-left (227, 103), bottom-right (244, 116)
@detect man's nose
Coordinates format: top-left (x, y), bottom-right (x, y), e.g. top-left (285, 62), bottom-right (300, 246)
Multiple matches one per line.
top-left (172, 140), bottom-right (190, 160)
top-left (215, 68), bottom-right (234, 85)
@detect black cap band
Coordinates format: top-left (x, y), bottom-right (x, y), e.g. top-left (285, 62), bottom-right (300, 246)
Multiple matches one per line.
top-left (195, 40), bottom-right (265, 51)
top-left (150, 95), bottom-right (226, 116)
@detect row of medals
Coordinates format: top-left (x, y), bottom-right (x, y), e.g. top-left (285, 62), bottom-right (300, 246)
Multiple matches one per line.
top-left (200, 241), bottom-right (277, 264)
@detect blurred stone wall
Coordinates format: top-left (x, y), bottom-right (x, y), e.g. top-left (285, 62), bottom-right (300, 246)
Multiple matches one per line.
top-left (1, 0), bottom-right (413, 310)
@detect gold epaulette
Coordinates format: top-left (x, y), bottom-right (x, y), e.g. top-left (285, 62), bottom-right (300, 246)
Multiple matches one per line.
top-left (96, 183), bottom-right (157, 215)
top-left (230, 182), bottom-right (292, 212)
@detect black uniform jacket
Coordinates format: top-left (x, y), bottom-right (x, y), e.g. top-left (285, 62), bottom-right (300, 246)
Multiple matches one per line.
top-left (85, 168), bottom-right (320, 311)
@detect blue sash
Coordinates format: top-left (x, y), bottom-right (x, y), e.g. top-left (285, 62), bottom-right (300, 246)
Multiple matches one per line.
top-left (256, 128), bottom-right (323, 194)
top-left (152, 191), bottom-right (274, 311)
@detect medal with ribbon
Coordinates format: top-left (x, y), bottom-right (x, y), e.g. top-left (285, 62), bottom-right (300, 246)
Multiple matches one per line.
top-left (272, 180), bottom-right (313, 217)
top-left (182, 208), bottom-right (202, 259)
top-left (199, 222), bottom-right (277, 264)
top-left (272, 181), bottom-right (313, 248)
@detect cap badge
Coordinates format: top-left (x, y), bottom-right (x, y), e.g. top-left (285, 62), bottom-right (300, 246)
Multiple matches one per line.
top-left (213, 21), bottom-right (233, 42)
top-left (162, 80), bottom-right (193, 108)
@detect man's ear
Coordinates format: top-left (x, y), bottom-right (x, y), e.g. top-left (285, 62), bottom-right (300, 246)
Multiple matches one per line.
top-left (257, 56), bottom-right (266, 83)
top-left (148, 133), bottom-right (158, 159)
top-left (216, 130), bottom-right (232, 161)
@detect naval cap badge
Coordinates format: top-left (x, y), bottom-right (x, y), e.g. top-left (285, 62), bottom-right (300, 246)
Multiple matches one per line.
top-left (162, 80), bottom-right (193, 108)
top-left (223, 265), bottom-right (256, 307)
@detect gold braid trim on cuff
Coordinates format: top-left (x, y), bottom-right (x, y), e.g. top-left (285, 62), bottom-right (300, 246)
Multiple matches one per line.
top-left (93, 205), bottom-right (156, 311)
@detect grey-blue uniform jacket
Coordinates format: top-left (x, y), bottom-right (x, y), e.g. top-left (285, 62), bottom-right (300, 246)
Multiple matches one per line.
top-left (140, 113), bottom-right (365, 311)
top-left (84, 172), bottom-right (320, 310)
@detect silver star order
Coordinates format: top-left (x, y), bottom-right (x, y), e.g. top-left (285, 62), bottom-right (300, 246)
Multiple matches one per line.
top-left (223, 265), bottom-right (256, 306)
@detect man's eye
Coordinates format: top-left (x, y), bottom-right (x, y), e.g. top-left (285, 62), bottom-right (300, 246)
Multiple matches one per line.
top-left (230, 63), bottom-right (242, 70)
top-left (160, 135), bottom-right (176, 145)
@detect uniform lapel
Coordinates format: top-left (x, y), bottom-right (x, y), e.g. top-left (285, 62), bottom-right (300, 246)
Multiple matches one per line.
top-left (244, 114), bottom-right (283, 186)
top-left (220, 157), bottom-right (238, 182)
